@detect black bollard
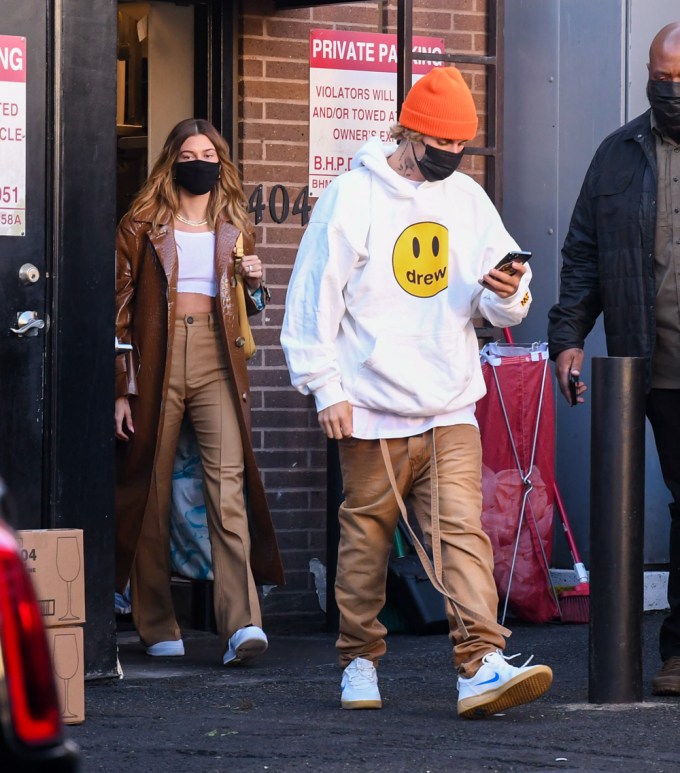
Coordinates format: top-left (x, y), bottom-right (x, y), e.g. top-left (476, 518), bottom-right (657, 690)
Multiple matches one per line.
top-left (589, 356), bottom-right (645, 703)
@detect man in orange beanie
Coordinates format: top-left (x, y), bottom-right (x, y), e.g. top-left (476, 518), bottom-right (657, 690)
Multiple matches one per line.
top-left (282, 65), bottom-right (552, 718)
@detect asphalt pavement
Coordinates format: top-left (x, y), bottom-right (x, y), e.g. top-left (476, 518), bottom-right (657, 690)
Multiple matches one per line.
top-left (67, 611), bottom-right (679, 773)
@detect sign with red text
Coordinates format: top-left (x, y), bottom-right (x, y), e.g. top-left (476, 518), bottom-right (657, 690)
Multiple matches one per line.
top-left (309, 29), bottom-right (444, 195)
top-left (0, 36), bottom-right (26, 237)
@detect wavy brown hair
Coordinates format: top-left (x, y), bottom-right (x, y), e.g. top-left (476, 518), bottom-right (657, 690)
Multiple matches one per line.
top-left (128, 118), bottom-right (253, 236)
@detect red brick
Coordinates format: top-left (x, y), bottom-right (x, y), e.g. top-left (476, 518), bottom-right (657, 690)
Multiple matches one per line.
top-left (427, 0), bottom-right (474, 9)
top-left (453, 12), bottom-right (487, 33)
top-left (413, 11), bottom-right (454, 32)
top-left (242, 16), bottom-right (265, 37)
top-left (263, 18), bottom-right (315, 42)
top-left (242, 122), bottom-right (308, 143)
top-left (264, 59), bottom-right (309, 81)
top-left (252, 408), bottom-right (310, 429)
top-left (242, 58), bottom-right (264, 78)
top-left (311, 5), bottom-right (381, 27)
top-left (245, 80), bottom-right (309, 101)
top-left (265, 429), bottom-right (325, 450)
top-left (247, 368), bottom-right (292, 388)
top-left (242, 101), bottom-right (264, 121)
top-left (264, 468), bottom-right (325, 492)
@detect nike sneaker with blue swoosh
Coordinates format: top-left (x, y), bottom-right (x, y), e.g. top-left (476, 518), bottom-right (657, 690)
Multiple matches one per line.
top-left (457, 650), bottom-right (552, 719)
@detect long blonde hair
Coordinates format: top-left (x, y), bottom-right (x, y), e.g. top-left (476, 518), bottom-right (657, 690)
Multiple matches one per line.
top-left (128, 118), bottom-right (252, 236)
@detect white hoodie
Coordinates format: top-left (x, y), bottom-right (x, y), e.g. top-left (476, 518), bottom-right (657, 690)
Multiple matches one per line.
top-left (281, 137), bottom-right (532, 436)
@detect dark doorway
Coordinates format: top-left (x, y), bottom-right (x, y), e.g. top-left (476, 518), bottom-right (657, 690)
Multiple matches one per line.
top-left (116, 0), bottom-right (237, 221)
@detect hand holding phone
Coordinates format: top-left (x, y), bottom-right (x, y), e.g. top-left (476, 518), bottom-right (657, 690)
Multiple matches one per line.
top-left (492, 250), bottom-right (532, 276)
top-left (568, 372), bottom-right (579, 406)
top-left (481, 250), bottom-right (532, 290)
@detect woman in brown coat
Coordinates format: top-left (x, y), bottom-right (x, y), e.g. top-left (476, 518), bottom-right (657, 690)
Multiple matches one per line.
top-left (115, 118), bottom-right (284, 665)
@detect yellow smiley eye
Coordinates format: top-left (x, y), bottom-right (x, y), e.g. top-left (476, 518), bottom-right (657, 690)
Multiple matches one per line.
top-left (393, 222), bottom-right (449, 298)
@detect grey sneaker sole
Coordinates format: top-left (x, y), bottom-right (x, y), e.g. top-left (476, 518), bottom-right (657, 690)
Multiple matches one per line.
top-left (146, 641), bottom-right (185, 657)
top-left (458, 665), bottom-right (553, 719)
top-left (341, 698), bottom-right (383, 710)
top-left (223, 638), bottom-right (268, 666)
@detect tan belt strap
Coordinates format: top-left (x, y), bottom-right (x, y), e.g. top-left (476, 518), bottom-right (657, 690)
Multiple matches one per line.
top-left (379, 433), bottom-right (511, 640)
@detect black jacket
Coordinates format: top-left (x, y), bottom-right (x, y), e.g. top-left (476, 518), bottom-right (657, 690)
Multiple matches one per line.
top-left (547, 110), bottom-right (658, 385)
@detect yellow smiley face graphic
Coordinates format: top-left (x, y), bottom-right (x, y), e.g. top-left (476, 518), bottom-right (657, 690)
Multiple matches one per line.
top-left (392, 222), bottom-right (449, 298)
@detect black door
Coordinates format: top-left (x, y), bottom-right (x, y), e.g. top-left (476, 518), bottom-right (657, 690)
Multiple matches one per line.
top-left (0, 3), bottom-right (48, 524)
top-left (2, 0), bottom-right (119, 677)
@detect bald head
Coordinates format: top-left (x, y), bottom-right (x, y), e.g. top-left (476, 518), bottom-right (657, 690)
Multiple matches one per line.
top-left (647, 22), bottom-right (680, 142)
top-left (649, 22), bottom-right (680, 79)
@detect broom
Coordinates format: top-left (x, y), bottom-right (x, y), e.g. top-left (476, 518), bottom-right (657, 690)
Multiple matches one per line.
top-left (553, 484), bottom-right (590, 623)
top-left (501, 326), bottom-right (590, 623)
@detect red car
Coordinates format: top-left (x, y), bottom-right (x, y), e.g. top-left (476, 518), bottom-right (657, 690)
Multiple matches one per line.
top-left (0, 479), bottom-right (80, 771)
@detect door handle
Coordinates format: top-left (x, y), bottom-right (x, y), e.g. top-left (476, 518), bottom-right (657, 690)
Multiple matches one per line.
top-left (115, 337), bottom-right (133, 355)
top-left (10, 311), bottom-right (46, 337)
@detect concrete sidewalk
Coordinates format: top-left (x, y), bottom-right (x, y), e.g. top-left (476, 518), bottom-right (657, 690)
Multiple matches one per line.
top-left (68, 612), bottom-right (678, 773)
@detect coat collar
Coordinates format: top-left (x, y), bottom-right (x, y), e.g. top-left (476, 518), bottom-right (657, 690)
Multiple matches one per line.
top-left (147, 222), bottom-right (177, 285)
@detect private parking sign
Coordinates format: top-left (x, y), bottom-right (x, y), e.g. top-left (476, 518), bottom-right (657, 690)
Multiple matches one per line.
top-left (0, 35), bottom-right (26, 237)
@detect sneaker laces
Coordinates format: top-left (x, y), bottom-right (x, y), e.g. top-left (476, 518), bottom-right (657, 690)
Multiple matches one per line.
top-left (346, 660), bottom-right (377, 687)
top-left (485, 650), bottom-right (535, 668)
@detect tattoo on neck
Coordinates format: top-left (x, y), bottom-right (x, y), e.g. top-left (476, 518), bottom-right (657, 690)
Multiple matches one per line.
top-left (395, 142), bottom-right (418, 178)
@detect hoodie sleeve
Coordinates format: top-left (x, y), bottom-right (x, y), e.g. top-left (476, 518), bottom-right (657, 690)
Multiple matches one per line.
top-left (468, 192), bottom-right (533, 328)
top-left (281, 189), bottom-right (363, 412)
top-left (475, 265), bottom-right (533, 328)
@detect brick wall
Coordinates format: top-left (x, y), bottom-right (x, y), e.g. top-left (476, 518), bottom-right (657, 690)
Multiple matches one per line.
top-left (239, 0), bottom-right (493, 619)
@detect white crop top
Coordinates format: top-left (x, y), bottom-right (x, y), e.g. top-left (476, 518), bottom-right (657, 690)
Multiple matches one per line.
top-left (175, 230), bottom-right (217, 296)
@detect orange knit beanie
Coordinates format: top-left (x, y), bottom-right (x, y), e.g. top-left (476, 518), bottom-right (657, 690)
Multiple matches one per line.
top-left (398, 66), bottom-right (478, 141)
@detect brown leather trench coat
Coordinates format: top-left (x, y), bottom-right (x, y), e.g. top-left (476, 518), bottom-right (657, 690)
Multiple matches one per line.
top-left (114, 211), bottom-right (284, 592)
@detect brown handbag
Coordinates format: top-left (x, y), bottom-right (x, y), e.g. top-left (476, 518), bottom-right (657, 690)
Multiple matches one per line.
top-left (234, 233), bottom-right (257, 360)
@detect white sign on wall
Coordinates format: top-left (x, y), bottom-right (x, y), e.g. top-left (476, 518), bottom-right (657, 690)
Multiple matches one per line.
top-left (0, 35), bottom-right (26, 237)
top-left (309, 29), bottom-right (444, 195)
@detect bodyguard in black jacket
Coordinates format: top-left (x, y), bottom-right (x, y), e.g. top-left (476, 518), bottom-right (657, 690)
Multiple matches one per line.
top-left (547, 110), bottom-right (657, 379)
top-left (548, 21), bottom-right (680, 697)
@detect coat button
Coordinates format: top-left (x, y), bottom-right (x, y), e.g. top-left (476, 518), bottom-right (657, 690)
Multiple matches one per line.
top-left (187, 316), bottom-right (194, 324)
top-left (235, 336), bottom-right (246, 347)
top-left (242, 392), bottom-right (247, 401)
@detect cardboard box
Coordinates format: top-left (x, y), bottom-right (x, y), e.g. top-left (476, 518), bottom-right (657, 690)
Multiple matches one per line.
top-left (16, 529), bottom-right (86, 627)
top-left (46, 626), bottom-right (85, 725)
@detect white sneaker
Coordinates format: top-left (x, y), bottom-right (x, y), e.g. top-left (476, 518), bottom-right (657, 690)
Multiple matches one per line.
top-left (146, 639), bottom-right (185, 657)
top-left (457, 650), bottom-right (552, 719)
top-left (340, 657), bottom-right (382, 709)
top-left (223, 625), bottom-right (268, 665)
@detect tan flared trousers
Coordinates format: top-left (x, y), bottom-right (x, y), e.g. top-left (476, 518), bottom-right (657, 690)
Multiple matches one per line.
top-left (130, 313), bottom-right (261, 647)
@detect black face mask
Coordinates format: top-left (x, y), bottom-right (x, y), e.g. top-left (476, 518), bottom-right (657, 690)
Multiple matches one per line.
top-left (173, 159), bottom-right (221, 195)
top-left (647, 79), bottom-right (680, 142)
top-left (413, 141), bottom-right (464, 182)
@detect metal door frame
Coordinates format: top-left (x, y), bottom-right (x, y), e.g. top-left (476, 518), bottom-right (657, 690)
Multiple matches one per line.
top-left (50, 0), bottom-right (118, 678)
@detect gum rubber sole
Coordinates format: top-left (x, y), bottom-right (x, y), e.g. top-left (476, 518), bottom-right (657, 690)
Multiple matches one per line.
top-left (458, 666), bottom-right (553, 719)
top-left (341, 699), bottom-right (383, 710)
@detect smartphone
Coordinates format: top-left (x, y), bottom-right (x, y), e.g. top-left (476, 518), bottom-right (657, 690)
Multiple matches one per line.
top-left (569, 372), bottom-right (579, 406)
top-left (492, 250), bottom-right (533, 276)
